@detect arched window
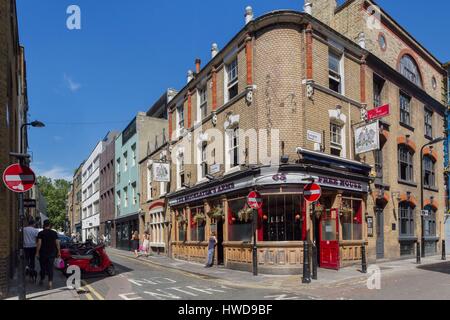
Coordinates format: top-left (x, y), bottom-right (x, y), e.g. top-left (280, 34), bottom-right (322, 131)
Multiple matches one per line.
top-left (399, 54), bottom-right (422, 87)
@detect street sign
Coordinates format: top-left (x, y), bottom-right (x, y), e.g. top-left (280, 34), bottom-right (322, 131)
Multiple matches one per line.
top-left (367, 104), bottom-right (390, 121)
top-left (2, 164), bottom-right (36, 193)
top-left (304, 183), bottom-right (322, 202)
top-left (247, 191), bottom-right (263, 210)
top-left (307, 130), bottom-right (322, 144)
top-left (24, 199), bottom-right (37, 208)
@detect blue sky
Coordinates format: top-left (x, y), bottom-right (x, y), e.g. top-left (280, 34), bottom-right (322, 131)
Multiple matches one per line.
top-left (16, 0), bottom-right (450, 181)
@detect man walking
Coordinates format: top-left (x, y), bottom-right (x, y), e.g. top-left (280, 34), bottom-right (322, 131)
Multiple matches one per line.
top-left (23, 218), bottom-right (39, 276)
top-left (36, 220), bottom-right (61, 290)
top-left (205, 232), bottom-right (217, 268)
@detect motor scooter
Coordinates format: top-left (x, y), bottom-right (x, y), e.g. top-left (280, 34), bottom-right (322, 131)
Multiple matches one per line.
top-left (64, 244), bottom-right (115, 277)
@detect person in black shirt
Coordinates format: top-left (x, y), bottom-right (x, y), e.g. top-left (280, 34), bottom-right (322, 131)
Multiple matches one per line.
top-left (36, 220), bottom-right (61, 289)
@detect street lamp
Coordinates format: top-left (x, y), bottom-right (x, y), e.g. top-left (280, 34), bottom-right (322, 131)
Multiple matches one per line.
top-left (420, 137), bottom-right (445, 259)
top-left (16, 120), bottom-right (45, 300)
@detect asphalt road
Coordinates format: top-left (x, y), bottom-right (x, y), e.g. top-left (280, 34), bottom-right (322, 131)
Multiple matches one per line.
top-left (78, 253), bottom-right (317, 301)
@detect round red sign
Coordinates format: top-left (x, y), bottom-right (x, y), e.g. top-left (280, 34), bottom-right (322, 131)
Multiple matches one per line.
top-left (2, 164), bottom-right (36, 193)
top-left (303, 183), bottom-right (322, 202)
top-left (247, 191), bottom-right (263, 210)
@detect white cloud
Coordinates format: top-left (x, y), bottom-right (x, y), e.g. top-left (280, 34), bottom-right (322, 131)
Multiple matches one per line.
top-left (37, 166), bottom-right (72, 181)
top-left (63, 73), bottom-right (81, 92)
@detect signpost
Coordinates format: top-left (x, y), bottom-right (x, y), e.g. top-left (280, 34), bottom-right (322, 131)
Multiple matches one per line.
top-left (303, 183), bottom-right (322, 203)
top-left (247, 191), bottom-right (262, 276)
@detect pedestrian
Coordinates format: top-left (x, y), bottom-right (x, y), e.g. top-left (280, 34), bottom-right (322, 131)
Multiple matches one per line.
top-left (35, 220), bottom-right (61, 290)
top-left (23, 218), bottom-right (39, 276)
top-left (131, 231), bottom-right (140, 258)
top-left (205, 232), bottom-right (217, 268)
top-left (142, 231), bottom-right (150, 257)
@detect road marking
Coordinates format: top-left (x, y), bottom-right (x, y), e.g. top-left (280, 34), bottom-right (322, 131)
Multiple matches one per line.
top-left (264, 294), bottom-right (301, 300)
top-left (143, 289), bottom-right (181, 300)
top-left (119, 292), bottom-right (143, 300)
top-left (82, 280), bottom-right (105, 300)
top-left (167, 287), bottom-right (199, 297)
top-left (185, 286), bottom-right (227, 295)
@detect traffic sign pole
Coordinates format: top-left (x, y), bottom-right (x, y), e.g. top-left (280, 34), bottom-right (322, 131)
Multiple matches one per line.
top-left (247, 191), bottom-right (262, 277)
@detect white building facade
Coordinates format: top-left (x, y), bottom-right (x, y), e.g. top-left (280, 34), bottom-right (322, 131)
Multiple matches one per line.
top-left (81, 141), bottom-right (104, 242)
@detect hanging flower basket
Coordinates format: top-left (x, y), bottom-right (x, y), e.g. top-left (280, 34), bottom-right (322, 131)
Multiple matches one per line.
top-left (177, 214), bottom-right (187, 227)
top-left (340, 207), bottom-right (353, 216)
top-left (238, 206), bottom-right (254, 223)
top-left (193, 213), bottom-right (206, 224)
top-left (314, 204), bottom-right (324, 218)
top-left (207, 206), bottom-right (224, 221)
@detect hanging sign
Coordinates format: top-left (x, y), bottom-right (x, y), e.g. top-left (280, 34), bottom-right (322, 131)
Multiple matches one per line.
top-left (355, 121), bottom-right (380, 155)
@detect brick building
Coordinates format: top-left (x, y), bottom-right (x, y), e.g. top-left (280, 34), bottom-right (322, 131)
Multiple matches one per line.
top-left (100, 131), bottom-right (119, 247)
top-left (0, 0), bottom-right (29, 297)
top-left (162, 2), bottom-right (447, 274)
top-left (444, 62), bottom-right (450, 250)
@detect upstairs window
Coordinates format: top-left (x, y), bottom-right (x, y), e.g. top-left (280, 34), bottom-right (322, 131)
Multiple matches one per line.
top-left (373, 75), bottom-right (385, 108)
top-left (398, 145), bottom-right (414, 183)
top-left (123, 152), bottom-right (128, 172)
top-left (227, 127), bottom-right (240, 170)
top-left (147, 164), bottom-right (153, 201)
top-left (328, 50), bottom-right (343, 94)
top-left (330, 122), bottom-right (343, 157)
top-left (400, 92), bottom-right (411, 127)
top-left (399, 202), bottom-right (415, 237)
top-left (177, 153), bottom-right (185, 189)
top-left (198, 87), bottom-right (208, 121)
top-left (177, 104), bottom-right (184, 131)
top-left (424, 109), bottom-right (433, 139)
top-left (399, 54), bottom-right (422, 87)
top-left (131, 144), bottom-right (136, 167)
top-left (201, 141), bottom-right (208, 180)
top-left (226, 58), bottom-right (238, 102)
top-left (423, 156), bottom-right (436, 188)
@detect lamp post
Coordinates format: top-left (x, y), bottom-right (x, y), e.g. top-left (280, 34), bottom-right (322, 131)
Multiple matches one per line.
top-left (420, 137), bottom-right (445, 259)
top-left (16, 120), bottom-right (45, 300)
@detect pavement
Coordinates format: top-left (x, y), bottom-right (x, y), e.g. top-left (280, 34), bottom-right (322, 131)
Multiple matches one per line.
top-left (4, 248), bottom-right (450, 300)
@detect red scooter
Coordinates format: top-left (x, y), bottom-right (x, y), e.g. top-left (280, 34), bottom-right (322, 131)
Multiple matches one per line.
top-left (63, 244), bottom-right (115, 277)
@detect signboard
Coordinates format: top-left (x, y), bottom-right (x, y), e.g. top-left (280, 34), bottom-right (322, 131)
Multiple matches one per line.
top-left (367, 217), bottom-right (374, 237)
top-left (2, 164), bottom-right (36, 193)
top-left (368, 104), bottom-right (390, 121)
top-left (355, 121), bottom-right (380, 155)
top-left (153, 163), bottom-right (170, 182)
top-left (247, 191), bottom-right (263, 210)
top-left (24, 199), bottom-right (37, 208)
top-left (303, 183), bottom-right (322, 202)
top-left (210, 164), bottom-right (221, 175)
top-left (307, 130), bottom-right (322, 144)
top-left (317, 176), bottom-right (366, 193)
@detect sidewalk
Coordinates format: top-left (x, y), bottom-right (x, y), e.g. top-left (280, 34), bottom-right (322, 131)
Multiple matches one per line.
top-left (6, 267), bottom-right (80, 301)
top-left (108, 247), bottom-right (449, 292)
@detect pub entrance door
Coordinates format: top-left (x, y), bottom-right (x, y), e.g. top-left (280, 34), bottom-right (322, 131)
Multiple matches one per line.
top-left (319, 209), bottom-right (340, 270)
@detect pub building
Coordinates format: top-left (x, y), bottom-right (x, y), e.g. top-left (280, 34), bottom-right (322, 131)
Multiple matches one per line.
top-left (169, 149), bottom-right (371, 274)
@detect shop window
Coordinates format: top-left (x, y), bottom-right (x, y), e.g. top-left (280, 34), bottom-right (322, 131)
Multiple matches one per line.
top-left (398, 145), bottom-right (414, 183)
top-left (228, 198), bottom-right (253, 242)
top-left (340, 198), bottom-right (363, 241)
top-left (190, 206), bottom-right (206, 242)
top-left (399, 202), bottom-right (415, 238)
top-left (176, 210), bottom-right (187, 242)
top-left (262, 195), bottom-right (304, 241)
top-left (423, 156), bottom-right (436, 188)
top-left (424, 109), bottom-right (433, 139)
top-left (423, 206), bottom-right (436, 237)
top-left (399, 92), bottom-right (411, 127)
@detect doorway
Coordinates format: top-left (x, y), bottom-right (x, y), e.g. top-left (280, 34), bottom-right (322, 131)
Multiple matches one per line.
top-left (376, 207), bottom-right (385, 259)
top-left (319, 209), bottom-right (340, 270)
top-left (216, 219), bottom-right (224, 265)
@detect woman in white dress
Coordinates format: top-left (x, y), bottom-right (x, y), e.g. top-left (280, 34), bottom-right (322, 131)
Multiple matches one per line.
top-left (142, 231), bottom-right (150, 257)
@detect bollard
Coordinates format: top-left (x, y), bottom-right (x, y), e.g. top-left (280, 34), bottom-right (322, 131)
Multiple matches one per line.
top-left (302, 242), bottom-right (311, 284)
top-left (443, 240), bottom-right (447, 261)
top-left (416, 242), bottom-right (421, 264)
top-left (312, 243), bottom-right (318, 280)
top-left (361, 244), bottom-right (367, 274)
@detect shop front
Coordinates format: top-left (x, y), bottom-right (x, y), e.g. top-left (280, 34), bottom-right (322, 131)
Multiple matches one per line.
top-left (115, 214), bottom-right (139, 251)
top-left (168, 151), bottom-right (371, 274)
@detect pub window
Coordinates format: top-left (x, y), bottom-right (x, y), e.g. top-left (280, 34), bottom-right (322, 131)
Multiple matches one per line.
top-left (262, 195), bottom-right (304, 242)
top-left (398, 145), bottom-right (414, 183)
top-left (177, 210), bottom-right (187, 242)
top-left (399, 202), bottom-right (415, 237)
top-left (423, 206), bottom-right (437, 237)
top-left (328, 49), bottom-right (343, 94)
top-left (424, 109), bottom-right (433, 139)
top-left (373, 74), bottom-right (385, 108)
top-left (423, 156), bottom-right (436, 188)
top-left (400, 92), bottom-right (411, 126)
top-left (330, 122), bottom-right (343, 157)
top-left (340, 198), bottom-right (363, 241)
top-left (228, 198), bottom-right (253, 242)
top-left (190, 206), bottom-right (206, 242)
top-left (225, 58), bottom-right (238, 102)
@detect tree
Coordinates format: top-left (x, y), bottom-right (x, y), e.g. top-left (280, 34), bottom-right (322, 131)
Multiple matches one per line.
top-left (37, 176), bottom-right (71, 230)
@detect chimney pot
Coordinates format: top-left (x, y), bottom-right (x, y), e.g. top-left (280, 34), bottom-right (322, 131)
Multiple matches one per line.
top-left (211, 43), bottom-right (219, 58)
top-left (187, 70), bottom-right (194, 83)
top-left (304, 1), bottom-right (312, 15)
top-left (245, 6), bottom-right (254, 24)
top-left (195, 58), bottom-right (201, 74)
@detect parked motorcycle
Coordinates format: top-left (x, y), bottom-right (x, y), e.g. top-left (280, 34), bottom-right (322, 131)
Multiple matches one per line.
top-left (62, 243), bottom-right (115, 277)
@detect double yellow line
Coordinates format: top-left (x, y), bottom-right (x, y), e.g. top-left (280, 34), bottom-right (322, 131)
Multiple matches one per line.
top-left (81, 280), bottom-right (104, 300)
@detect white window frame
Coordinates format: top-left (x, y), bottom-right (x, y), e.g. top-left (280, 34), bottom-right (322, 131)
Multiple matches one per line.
top-left (176, 104), bottom-right (185, 136)
top-left (131, 144), bottom-right (136, 167)
top-left (131, 183), bottom-right (137, 205)
top-left (124, 187), bottom-right (128, 208)
top-left (176, 152), bottom-right (185, 190)
top-left (147, 162), bottom-right (153, 201)
top-left (328, 109), bottom-right (347, 159)
top-left (225, 127), bottom-right (240, 173)
top-left (328, 46), bottom-right (345, 95)
top-left (197, 86), bottom-right (208, 123)
top-left (123, 152), bottom-right (128, 172)
top-left (224, 57), bottom-right (238, 103)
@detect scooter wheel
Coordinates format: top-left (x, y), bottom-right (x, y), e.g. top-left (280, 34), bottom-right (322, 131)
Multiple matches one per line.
top-left (106, 265), bottom-right (115, 276)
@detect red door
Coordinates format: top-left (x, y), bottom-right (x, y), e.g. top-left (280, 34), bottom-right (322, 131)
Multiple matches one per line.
top-left (319, 209), bottom-right (340, 270)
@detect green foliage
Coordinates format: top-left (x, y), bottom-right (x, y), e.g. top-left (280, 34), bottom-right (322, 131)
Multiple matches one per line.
top-left (37, 176), bottom-right (71, 230)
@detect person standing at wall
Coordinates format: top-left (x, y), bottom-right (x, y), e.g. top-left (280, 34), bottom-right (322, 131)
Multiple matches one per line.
top-left (205, 232), bottom-right (217, 268)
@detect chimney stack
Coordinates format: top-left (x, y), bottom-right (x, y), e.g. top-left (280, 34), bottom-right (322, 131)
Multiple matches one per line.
top-left (245, 6), bottom-right (254, 24)
top-left (211, 43), bottom-right (219, 58)
top-left (304, 1), bottom-right (312, 15)
top-left (187, 70), bottom-right (194, 83)
top-left (195, 58), bottom-right (201, 74)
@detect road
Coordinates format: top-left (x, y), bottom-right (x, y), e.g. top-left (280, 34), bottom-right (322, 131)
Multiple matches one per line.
top-left (77, 252), bottom-right (450, 301)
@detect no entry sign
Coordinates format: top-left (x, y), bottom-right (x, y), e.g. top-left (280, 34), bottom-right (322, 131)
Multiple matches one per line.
top-left (2, 164), bottom-right (36, 193)
top-left (303, 183), bottom-right (322, 203)
top-left (247, 191), bottom-right (263, 210)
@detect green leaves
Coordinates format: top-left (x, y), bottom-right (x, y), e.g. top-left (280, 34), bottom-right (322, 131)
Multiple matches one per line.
top-left (37, 176), bottom-right (71, 230)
